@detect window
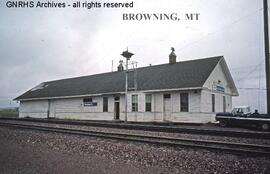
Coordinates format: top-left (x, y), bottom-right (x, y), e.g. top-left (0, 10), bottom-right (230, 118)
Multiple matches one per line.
top-left (212, 94), bottom-right (215, 112)
top-left (180, 93), bottom-right (189, 112)
top-left (145, 94), bottom-right (152, 112)
top-left (132, 95), bottom-right (138, 112)
top-left (164, 94), bottom-right (171, 99)
top-left (83, 98), bottom-right (96, 107)
top-left (223, 96), bottom-right (226, 112)
top-left (103, 97), bottom-right (108, 112)
top-left (83, 98), bottom-right (92, 103)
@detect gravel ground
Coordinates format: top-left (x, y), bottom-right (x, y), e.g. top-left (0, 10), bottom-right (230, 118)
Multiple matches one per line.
top-left (0, 126), bottom-right (269, 174)
top-left (2, 120), bottom-right (270, 146)
top-left (0, 127), bottom-right (163, 174)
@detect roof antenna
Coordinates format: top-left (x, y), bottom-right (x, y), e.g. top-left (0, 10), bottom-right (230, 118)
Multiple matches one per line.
top-left (111, 60), bottom-right (114, 72)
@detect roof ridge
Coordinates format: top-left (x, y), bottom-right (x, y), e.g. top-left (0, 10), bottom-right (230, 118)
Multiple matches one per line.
top-left (45, 56), bottom-right (223, 84)
top-left (15, 55), bottom-right (224, 100)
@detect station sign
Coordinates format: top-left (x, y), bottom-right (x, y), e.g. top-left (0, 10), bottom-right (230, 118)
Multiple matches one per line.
top-left (84, 102), bottom-right (98, 107)
top-left (212, 82), bottom-right (225, 92)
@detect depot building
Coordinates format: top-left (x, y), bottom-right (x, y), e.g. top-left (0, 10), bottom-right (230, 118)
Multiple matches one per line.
top-left (15, 50), bottom-right (238, 123)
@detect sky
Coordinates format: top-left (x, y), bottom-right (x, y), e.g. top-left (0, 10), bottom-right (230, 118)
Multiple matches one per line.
top-left (0, 0), bottom-right (269, 113)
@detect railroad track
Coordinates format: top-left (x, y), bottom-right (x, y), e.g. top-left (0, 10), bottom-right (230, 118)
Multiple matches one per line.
top-left (1, 117), bottom-right (270, 139)
top-left (0, 121), bottom-right (270, 157)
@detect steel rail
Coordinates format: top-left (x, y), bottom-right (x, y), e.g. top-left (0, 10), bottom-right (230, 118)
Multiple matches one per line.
top-left (0, 122), bottom-right (269, 157)
top-left (1, 117), bottom-right (270, 139)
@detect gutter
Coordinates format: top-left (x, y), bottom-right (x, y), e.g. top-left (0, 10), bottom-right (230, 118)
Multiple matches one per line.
top-left (15, 87), bottom-right (203, 101)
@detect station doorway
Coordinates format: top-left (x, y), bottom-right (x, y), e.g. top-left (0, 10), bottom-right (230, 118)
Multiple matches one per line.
top-left (114, 96), bottom-right (120, 120)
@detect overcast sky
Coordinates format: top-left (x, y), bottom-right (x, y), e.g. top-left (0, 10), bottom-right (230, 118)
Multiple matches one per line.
top-left (0, 0), bottom-right (269, 112)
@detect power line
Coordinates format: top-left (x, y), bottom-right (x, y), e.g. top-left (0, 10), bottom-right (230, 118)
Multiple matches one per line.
top-left (177, 8), bottom-right (263, 52)
top-left (230, 63), bottom-right (265, 72)
top-left (234, 60), bottom-right (265, 82)
top-left (238, 87), bottom-right (266, 90)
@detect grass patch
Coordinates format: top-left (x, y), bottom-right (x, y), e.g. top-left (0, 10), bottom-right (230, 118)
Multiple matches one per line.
top-left (0, 108), bottom-right (19, 118)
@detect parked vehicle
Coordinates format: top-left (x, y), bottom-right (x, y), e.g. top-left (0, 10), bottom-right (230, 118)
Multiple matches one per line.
top-left (216, 106), bottom-right (270, 131)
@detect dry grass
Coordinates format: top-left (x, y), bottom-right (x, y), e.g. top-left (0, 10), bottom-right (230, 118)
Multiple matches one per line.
top-left (0, 108), bottom-right (19, 118)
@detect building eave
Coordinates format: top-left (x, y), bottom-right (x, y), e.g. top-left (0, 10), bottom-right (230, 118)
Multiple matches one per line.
top-left (15, 87), bottom-right (204, 101)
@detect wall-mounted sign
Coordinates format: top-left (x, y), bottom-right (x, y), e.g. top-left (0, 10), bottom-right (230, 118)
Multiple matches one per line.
top-left (84, 102), bottom-right (97, 107)
top-left (212, 81), bottom-right (225, 92)
top-left (215, 85), bottom-right (225, 92)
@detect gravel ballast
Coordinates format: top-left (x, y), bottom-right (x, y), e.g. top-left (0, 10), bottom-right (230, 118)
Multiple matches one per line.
top-left (0, 126), bottom-right (269, 174)
top-left (1, 120), bottom-right (270, 146)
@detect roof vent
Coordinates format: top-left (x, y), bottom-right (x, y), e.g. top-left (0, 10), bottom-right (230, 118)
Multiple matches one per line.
top-left (169, 47), bottom-right (177, 64)
top-left (117, 60), bottom-right (124, 71)
top-left (30, 83), bottom-right (48, 91)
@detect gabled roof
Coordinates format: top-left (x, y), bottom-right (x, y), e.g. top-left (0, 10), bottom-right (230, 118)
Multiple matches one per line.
top-left (15, 56), bottom-right (232, 101)
top-left (218, 58), bottom-right (239, 96)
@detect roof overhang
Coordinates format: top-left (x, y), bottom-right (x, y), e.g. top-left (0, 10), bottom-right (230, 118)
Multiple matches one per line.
top-left (15, 87), bottom-right (203, 101)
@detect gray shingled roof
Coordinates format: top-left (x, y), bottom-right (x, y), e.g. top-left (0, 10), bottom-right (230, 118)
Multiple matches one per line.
top-left (15, 56), bottom-right (223, 100)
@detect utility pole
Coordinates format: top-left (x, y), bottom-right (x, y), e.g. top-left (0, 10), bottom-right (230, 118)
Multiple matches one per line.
top-left (263, 0), bottom-right (270, 115)
top-left (121, 49), bottom-right (134, 122)
top-left (111, 60), bottom-right (114, 72)
top-left (131, 61), bottom-right (138, 91)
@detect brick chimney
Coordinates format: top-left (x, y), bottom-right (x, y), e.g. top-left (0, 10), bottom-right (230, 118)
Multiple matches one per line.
top-left (117, 60), bottom-right (124, 71)
top-left (169, 47), bottom-right (176, 64)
